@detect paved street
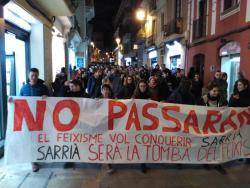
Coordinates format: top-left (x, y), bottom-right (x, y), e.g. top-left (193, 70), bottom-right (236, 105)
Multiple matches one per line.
top-left (0, 160), bottom-right (250, 188)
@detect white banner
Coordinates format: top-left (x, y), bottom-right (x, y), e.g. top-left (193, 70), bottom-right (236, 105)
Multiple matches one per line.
top-left (5, 97), bottom-right (250, 164)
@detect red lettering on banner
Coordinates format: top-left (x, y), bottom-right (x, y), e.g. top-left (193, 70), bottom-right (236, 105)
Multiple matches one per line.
top-left (197, 146), bottom-right (217, 162)
top-left (203, 110), bottom-right (221, 134)
top-left (53, 100), bottom-right (80, 131)
top-left (143, 103), bottom-right (159, 130)
top-left (220, 110), bottom-right (238, 133)
top-left (161, 106), bottom-right (181, 132)
top-left (108, 100), bottom-right (127, 130)
top-left (126, 103), bottom-right (141, 130)
top-left (183, 110), bottom-right (200, 134)
top-left (237, 108), bottom-right (250, 127)
top-left (14, 99), bottom-right (46, 131)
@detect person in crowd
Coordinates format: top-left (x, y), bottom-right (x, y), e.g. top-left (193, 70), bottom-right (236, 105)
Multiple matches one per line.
top-left (87, 69), bottom-right (102, 98)
top-left (221, 72), bottom-right (228, 99)
top-left (162, 69), bottom-right (177, 92)
top-left (191, 73), bottom-right (203, 103)
top-left (199, 82), bottom-right (228, 107)
top-left (148, 76), bottom-right (161, 101)
top-left (229, 79), bottom-right (250, 107)
top-left (102, 77), bottom-right (112, 87)
top-left (79, 69), bottom-right (89, 92)
top-left (187, 67), bottom-right (195, 80)
top-left (20, 68), bottom-right (49, 97)
top-left (167, 78), bottom-right (195, 105)
top-left (101, 83), bottom-right (113, 99)
top-left (167, 78), bottom-right (194, 169)
top-left (110, 69), bottom-right (123, 98)
top-left (132, 79), bottom-right (150, 100)
top-left (19, 68), bottom-right (49, 172)
top-left (52, 67), bottom-right (67, 96)
top-left (198, 82), bottom-right (228, 174)
top-left (117, 76), bottom-right (136, 99)
top-left (176, 68), bottom-right (185, 87)
top-left (132, 80), bottom-right (150, 173)
top-left (64, 79), bottom-right (89, 98)
top-left (100, 84), bottom-right (115, 174)
top-left (209, 70), bottom-right (228, 101)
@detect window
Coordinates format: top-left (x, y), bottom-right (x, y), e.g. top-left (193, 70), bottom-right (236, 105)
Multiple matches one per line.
top-left (161, 13), bottom-right (164, 32)
top-left (220, 0), bottom-right (240, 19)
top-left (223, 0), bottom-right (239, 12)
top-left (175, 0), bottom-right (182, 19)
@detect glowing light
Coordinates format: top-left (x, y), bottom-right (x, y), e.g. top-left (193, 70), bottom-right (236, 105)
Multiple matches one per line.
top-left (136, 8), bottom-right (146, 21)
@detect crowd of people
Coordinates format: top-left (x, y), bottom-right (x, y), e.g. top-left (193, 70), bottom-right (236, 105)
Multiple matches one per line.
top-left (18, 64), bottom-right (250, 173)
top-left (48, 64), bottom-right (250, 109)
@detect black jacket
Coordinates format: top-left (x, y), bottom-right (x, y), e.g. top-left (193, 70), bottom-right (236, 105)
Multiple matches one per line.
top-left (229, 89), bottom-right (250, 107)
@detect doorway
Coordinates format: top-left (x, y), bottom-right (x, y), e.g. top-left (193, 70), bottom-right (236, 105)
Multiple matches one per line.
top-left (193, 53), bottom-right (205, 83)
top-left (5, 32), bottom-right (27, 97)
top-left (220, 41), bottom-right (241, 99)
top-left (221, 55), bottom-right (240, 99)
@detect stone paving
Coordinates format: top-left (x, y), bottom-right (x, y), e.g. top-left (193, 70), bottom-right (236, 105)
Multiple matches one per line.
top-left (0, 161), bottom-right (250, 188)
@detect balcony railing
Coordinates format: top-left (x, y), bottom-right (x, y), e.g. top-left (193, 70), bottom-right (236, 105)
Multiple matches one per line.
top-left (163, 18), bottom-right (183, 37)
top-left (149, 0), bottom-right (157, 12)
top-left (147, 35), bottom-right (155, 46)
top-left (192, 17), bottom-right (206, 41)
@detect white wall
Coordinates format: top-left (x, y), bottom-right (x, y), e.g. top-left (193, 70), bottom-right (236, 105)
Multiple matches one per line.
top-left (30, 23), bottom-right (53, 84)
top-left (246, 0), bottom-right (250, 22)
top-left (166, 41), bottom-right (185, 69)
top-left (30, 22), bottom-right (44, 78)
top-left (43, 25), bottom-right (53, 84)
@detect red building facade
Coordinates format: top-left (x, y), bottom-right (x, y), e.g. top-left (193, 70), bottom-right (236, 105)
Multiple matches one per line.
top-left (187, 0), bottom-right (250, 92)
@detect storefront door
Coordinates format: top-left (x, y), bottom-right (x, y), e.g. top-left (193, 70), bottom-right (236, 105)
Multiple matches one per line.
top-left (221, 54), bottom-right (240, 99)
top-left (220, 41), bottom-right (241, 99)
top-left (5, 32), bottom-right (27, 97)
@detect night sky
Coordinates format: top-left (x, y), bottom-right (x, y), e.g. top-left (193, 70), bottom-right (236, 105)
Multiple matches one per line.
top-left (90, 0), bottom-right (122, 51)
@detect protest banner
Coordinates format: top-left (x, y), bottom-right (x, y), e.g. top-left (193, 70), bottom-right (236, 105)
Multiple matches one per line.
top-left (5, 97), bottom-right (250, 164)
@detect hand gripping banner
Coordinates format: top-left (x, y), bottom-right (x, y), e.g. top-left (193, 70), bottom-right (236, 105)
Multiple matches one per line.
top-left (5, 97), bottom-right (250, 164)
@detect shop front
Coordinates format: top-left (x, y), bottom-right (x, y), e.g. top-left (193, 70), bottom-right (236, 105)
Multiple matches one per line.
top-left (148, 49), bottom-right (158, 67)
top-left (165, 40), bottom-right (185, 73)
top-left (220, 41), bottom-right (241, 99)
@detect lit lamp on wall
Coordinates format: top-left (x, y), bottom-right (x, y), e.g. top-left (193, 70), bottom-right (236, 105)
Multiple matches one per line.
top-left (115, 37), bottom-right (121, 46)
top-left (136, 8), bottom-right (146, 21)
top-left (90, 41), bottom-right (95, 48)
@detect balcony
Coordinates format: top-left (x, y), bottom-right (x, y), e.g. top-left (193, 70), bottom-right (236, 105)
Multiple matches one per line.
top-left (163, 18), bottom-right (183, 37)
top-left (192, 17), bottom-right (206, 41)
top-left (149, 0), bottom-right (157, 13)
top-left (147, 35), bottom-right (155, 47)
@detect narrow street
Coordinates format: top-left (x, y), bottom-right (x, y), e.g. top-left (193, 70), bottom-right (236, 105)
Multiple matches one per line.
top-left (1, 0), bottom-right (250, 187)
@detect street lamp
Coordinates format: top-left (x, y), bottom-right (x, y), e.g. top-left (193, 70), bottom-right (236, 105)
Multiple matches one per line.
top-left (90, 41), bottom-right (94, 47)
top-left (136, 8), bottom-right (146, 21)
top-left (115, 37), bottom-right (121, 45)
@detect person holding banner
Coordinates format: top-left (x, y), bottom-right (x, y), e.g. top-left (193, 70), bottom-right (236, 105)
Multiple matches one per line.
top-left (100, 84), bottom-right (115, 174)
top-left (19, 68), bottom-right (49, 172)
top-left (62, 79), bottom-right (90, 169)
top-left (229, 79), bottom-right (250, 107)
top-left (199, 82), bottom-right (228, 174)
top-left (132, 79), bottom-right (150, 173)
top-left (199, 82), bottom-right (228, 107)
top-left (132, 79), bottom-right (150, 100)
top-left (229, 79), bottom-right (250, 164)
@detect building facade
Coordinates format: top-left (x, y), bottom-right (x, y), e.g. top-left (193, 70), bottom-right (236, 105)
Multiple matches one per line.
top-left (0, 0), bottom-right (94, 156)
top-left (187, 0), bottom-right (250, 91)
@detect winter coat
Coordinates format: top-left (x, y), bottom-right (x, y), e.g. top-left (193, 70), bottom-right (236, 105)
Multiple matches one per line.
top-left (199, 94), bottom-right (228, 107)
top-left (229, 89), bottom-right (250, 107)
top-left (167, 89), bottom-right (195, 105)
